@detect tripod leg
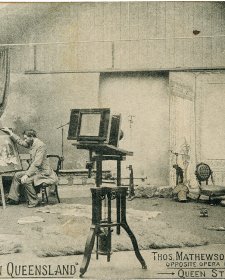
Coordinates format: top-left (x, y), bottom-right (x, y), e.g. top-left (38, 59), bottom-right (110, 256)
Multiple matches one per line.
top-left (121, 223), bottom-right (147, 269)
top-left (80, 227), bottom-right (96, 277)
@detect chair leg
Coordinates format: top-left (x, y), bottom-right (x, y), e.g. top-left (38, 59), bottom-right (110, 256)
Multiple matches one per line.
top-left (45, 187), bottom-right (48, 203)
top-left (41, 187), bottom-right (45, 205)
top-left (55, 184), bottom-right (60, 203)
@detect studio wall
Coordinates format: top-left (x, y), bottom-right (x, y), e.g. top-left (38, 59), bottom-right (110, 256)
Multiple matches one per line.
top-left (1, 2), bottom-right (225, 181)
top-left (99, 72), bottom-right (169, 185)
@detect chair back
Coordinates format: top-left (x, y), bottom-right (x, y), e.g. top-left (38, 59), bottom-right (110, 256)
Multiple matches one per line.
top-left (195, 162), bottom-right (214, 186)
top-left (47, 155), bottom-right (63, 176)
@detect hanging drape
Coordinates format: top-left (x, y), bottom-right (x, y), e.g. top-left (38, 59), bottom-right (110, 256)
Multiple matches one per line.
top-left (0, 48), bottom-right (10, 117)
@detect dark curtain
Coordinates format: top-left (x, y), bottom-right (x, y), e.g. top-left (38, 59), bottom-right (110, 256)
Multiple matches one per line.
top-left (0, 48), bottom-right (10, 117)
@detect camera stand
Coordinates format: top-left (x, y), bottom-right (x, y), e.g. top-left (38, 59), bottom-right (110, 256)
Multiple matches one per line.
top-left (74, 143), bottom-right (147, 277)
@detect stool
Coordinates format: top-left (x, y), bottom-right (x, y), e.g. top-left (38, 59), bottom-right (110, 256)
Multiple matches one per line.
top-left (36, 154), bottom-right (62, 205)
top-left (39, 182), bottom-right (60, 205)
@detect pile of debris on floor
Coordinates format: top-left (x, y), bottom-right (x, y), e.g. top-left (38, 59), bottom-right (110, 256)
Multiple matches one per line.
top-left (135, 185), bottom-right (173, 198)
top-left (134, 183), bottom-right (225, 205)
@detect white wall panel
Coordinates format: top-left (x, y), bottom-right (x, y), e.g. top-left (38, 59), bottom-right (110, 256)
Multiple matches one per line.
top-left (9, 2), bottom-right (225, 72)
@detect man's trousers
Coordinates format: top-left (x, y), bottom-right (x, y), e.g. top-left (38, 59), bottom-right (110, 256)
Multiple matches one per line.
top-left (8, 171), bottom-right (38, 205)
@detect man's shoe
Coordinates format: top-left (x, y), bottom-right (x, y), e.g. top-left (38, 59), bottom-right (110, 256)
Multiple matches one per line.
top-left (6, 199), bottom-right (19, 205)
top-left (28, 201), bottom-right (39, 208)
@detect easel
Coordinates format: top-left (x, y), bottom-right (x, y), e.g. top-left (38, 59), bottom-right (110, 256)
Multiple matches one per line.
top-left (74, 143), bottom-right (147, 277)
top-left (0, 174), bottom-right (6, 209)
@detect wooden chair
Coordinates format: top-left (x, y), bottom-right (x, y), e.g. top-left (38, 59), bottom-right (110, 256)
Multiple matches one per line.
top-left (37, 154), bottom-right (62, 205)
top-left (195, 162), bottom-right (225, 204)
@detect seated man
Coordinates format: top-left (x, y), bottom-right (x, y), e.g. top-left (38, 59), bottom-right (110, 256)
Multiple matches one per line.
top-left (1, 127), bottom-right (58, 208)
